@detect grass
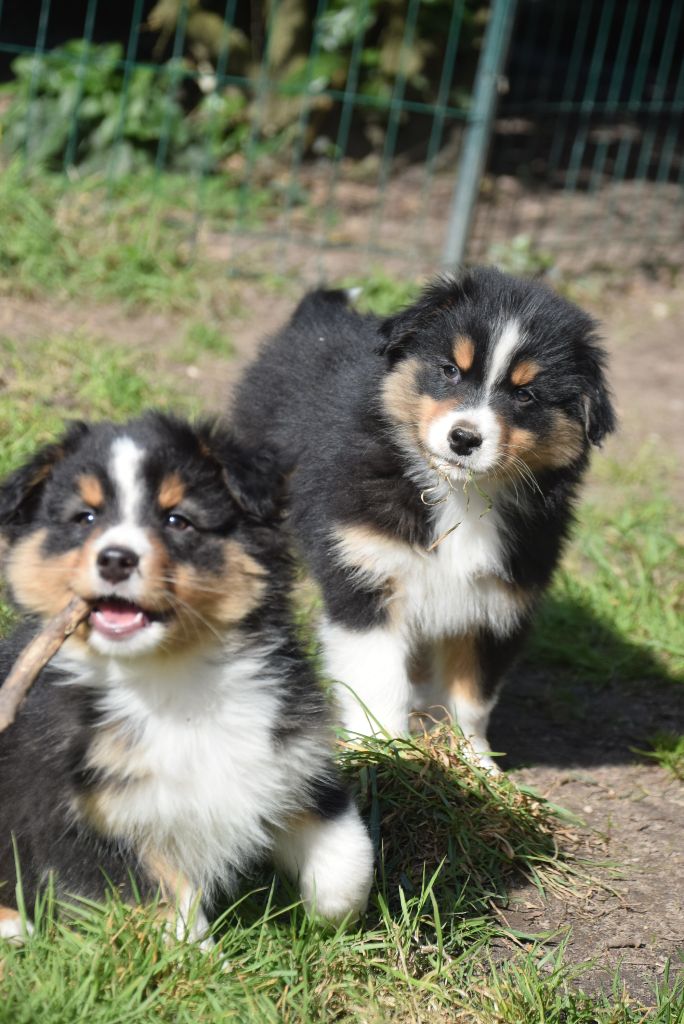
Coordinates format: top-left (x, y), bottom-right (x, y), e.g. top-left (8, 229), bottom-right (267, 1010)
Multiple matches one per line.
top-left (0, 206), bottom-right (682, 1020)
top-left (2, 732), bottom-right (680, 1024)
top-left (634, 733), bottom-right (684, 781)
top-left (0, 162), bottom-right (272, 311)
top-left (528, 482), bottom-right (684, 684)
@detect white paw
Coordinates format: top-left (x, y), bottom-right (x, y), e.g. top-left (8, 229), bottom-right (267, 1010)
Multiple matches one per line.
top-left (277, 806), bottom-right (374, 924)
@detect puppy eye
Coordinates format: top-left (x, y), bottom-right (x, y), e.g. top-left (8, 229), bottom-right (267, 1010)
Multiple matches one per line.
top-left (164, 511), bottom-right (194, 532)
top-left (442, 364), bottom-right (461, 381)
top-left (515, 387), bottom-right (535, 405)
top-left (72, 510), bottom-right (97, 527)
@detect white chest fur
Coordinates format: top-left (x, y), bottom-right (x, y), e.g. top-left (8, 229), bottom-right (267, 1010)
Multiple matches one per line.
top-left (59, 646), bottom-right (323, 892)
top-left (335, 487), bottom-right (524, 639)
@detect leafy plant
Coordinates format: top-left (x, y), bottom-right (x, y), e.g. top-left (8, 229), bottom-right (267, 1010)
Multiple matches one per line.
top-left (0, 41), bottom-right (250, 176)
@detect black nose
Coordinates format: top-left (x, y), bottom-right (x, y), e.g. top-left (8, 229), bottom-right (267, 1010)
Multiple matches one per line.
top-left (448, 427), bottom-right (483, 457)
top-left (97, 547), bottom-right (140, 584)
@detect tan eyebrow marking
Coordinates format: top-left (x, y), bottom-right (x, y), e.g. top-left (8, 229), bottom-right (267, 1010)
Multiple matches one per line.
top-left (158, 472), bottom-right (185, 510)
top-left (452, 335), bottom-right (475, 372)
top-left (77, 474), bottom-right (104, 509)
top-left (510, 359), bottom-right (541, 387)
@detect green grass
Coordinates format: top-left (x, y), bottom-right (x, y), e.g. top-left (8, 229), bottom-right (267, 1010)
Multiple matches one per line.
top-left (2, 731), bottom-right (681, 1023)
top-left (0, 253), bottom-right (682, 1020)
top-left (528, 469), bottom-right (684, 685)
top-left (0, 162), bottom-right (272, 311)
top-left (634, 732), bottom-right (684, 781)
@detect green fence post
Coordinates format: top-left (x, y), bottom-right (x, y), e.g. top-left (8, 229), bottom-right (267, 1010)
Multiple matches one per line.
top-left (441, 0), bottom-right (517, 269)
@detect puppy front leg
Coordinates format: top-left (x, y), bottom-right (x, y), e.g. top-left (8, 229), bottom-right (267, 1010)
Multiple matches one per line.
top-left (144, 851), bottom-right (212, 948)
top-left (273, 797), bottom-right (374, 923)
top-left (321, 617), bottom-right (412, 737)
top-left (440, 628), bottom-right (528, 772)
top-left (439, 634), bottom-right (501, 772)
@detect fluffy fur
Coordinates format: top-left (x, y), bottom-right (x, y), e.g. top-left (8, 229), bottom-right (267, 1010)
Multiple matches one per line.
top-left (0, 413), bottom-right (373, 944)
top-left (232, 268), bottom-right (615, 768)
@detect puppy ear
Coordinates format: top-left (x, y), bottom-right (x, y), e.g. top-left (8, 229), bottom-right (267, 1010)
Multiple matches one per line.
top-left (577, 342), bottom-right (616, 447)
top-left (377, 273), bottom-right (474, 358)
top-left (582, 383), bottom-right (616, 447)
top-left (196, 422), bottom-right (283, 522)
top-left (0, 422), bottom-right (90, 532)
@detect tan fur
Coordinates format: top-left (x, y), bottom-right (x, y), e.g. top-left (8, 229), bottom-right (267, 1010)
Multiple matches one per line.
top-left (510, 359), bottom-right (541, 387)
top-left (438, 635), bottom-right (481, 704)
top-left (7, 529), bottom-right (83, 618)
top-left (167, 540), bottom-right (266, 645)
top-left (381, 358), bottom-right (422, 427)
top-left (501, 414), bottom-right (584, 473)
top-left (334, 522), bottom-right (411, 570)
top-left (158, 473), bottom-right (185, 511)
top-left (382, 359), bottom-right (464, 458)
top-left (0, 906), bottom-right (22, 924)
top-left (452, 335), bottom-right (475, 372)
top-left (143, 851), bottom-right (193, 905)
top-left (77, 474), bottom-right (104, 509)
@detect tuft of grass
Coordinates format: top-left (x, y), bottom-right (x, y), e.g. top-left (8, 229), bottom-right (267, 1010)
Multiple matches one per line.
top-left (342, 726), bottom-right (576, 927)
top-left (633, 732), bottom-right (684, 780)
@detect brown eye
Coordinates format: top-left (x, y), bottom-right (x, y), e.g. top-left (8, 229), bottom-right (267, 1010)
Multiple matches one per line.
top-left (515, 387), bottom-right (535, 405)
top-left (73, 510), bottom-right (97, 527)
top-left (442, 364), bottom-right (461, 380)
top-left (164, 511), bottom-right (194, 532)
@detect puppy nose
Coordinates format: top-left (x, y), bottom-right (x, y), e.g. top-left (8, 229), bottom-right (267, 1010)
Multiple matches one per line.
top-left (97, 547), bottom-right (140, 583)
top-left (448, 427), bottom-right (483, 457)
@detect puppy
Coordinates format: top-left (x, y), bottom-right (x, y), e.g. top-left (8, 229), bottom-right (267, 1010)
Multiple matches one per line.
top-left (232, 269), bottom-right (615, 768)
top-left (0, 413), bottom-right (373, 944)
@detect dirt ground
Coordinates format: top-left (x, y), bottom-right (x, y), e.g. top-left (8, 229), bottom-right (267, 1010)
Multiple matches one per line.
top-left (2, 261), bottom-right (682, 1005)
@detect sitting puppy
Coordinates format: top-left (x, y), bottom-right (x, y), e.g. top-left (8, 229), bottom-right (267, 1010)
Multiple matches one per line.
top-left (0, 413), bottom-right (373, 944)
top-left (232, 269), bottom-right (615, 768)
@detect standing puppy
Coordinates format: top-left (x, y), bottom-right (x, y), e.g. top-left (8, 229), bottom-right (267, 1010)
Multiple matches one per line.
top-left (232, 269), bottom-right (615, 767)
top-left (0, 413), bottom-right (373, 944)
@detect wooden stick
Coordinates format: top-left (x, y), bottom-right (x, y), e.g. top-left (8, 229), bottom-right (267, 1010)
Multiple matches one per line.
top-left (0, 596), bottom-right (91, 732)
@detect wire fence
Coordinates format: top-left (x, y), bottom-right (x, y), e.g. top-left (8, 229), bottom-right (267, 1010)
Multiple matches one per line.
top-left (0, 0), bottom-right (682, 279)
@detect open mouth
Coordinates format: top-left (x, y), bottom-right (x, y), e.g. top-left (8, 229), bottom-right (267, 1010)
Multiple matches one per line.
top-left (90, 598), bottom-right (165, 641)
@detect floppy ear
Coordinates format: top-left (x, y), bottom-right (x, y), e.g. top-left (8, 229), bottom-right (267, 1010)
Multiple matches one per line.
top-left (377, 273), bottom-right (474, 358)
top-left (196, 422), bottom-right (284, 523)
top-left (577, 342), bottom-right (616, 447)
top-left (0, 422), bottom-right (90, 533)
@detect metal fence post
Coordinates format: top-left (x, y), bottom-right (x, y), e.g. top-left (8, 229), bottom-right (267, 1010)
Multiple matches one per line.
top-left (441, 0), bottom-right (518, 269)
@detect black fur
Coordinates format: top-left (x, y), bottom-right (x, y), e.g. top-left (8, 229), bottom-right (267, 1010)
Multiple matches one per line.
top-left (0, 414), bottom-right (368, 923)
top-left (232, 268), bottom-right (615, 753)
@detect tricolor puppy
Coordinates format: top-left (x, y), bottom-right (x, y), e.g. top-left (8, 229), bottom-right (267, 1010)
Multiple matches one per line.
top-left (232, 268), bottom-right (615, 768)
top-left (0, 413), bottom-right (373, 945)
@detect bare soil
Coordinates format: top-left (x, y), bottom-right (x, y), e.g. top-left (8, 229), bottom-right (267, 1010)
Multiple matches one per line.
top-left (1, 254), bottom-right (682, 1006)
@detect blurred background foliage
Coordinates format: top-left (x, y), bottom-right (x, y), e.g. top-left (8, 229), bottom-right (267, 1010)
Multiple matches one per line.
top-left (0, 0), bottom-right (485, 176)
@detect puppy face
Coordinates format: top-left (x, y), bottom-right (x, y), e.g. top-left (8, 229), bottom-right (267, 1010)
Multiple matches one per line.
top-left (0, 414), bottom-right (278, 658)
top-left (379, 269), bottom-right (615, 485)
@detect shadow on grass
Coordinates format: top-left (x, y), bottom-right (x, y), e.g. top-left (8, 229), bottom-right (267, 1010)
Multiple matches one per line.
top-left (491, 593), bottom-right (683, 770)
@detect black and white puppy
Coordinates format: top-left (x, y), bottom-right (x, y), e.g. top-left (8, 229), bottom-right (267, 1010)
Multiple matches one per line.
top-left (0, 413), bottom-right (373, 944)
top-left (232, 268), bottom-right (615, 768)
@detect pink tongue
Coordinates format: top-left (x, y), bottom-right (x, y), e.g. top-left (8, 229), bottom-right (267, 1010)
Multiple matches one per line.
top-left (98, 602), bottom-right (142, 627)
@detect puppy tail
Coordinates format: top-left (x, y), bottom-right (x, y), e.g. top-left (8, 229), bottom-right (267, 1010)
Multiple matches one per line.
top-left (291, 286), bottom-right (361, 322)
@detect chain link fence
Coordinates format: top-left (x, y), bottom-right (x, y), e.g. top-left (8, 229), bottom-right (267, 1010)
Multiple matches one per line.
top-left (0, 0), bottom-right (681, 279)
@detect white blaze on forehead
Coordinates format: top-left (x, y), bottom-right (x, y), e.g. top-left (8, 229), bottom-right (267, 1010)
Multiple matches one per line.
top-left (485, 318), bottom-right (523, 394)
top-left (109, 436), bottom-right (145, 524)
top-left (92, 436), bottom-right (152, 583)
